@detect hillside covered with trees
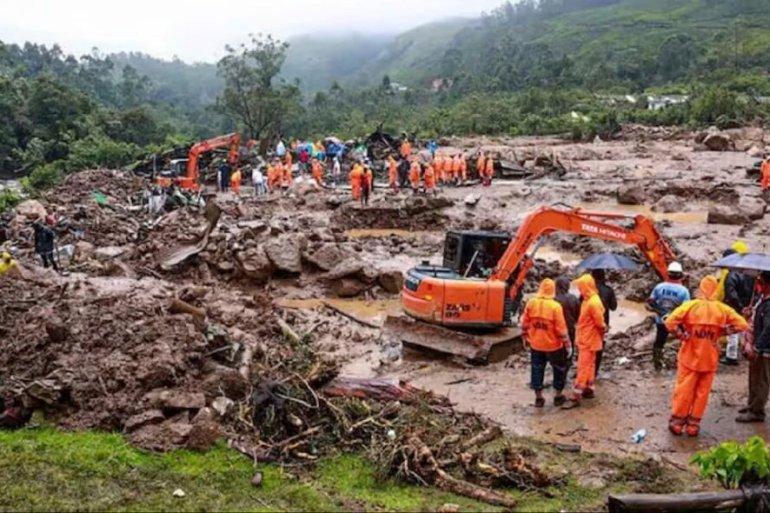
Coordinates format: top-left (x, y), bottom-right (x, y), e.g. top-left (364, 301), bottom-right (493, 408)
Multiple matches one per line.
top-left (2, 0), bottom-right (770, 202)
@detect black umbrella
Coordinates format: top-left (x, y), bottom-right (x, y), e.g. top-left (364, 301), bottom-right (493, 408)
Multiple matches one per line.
top-left (577, 253), bottom-right (640, 271)
top-left (711, 253), bottom-right (770, 273)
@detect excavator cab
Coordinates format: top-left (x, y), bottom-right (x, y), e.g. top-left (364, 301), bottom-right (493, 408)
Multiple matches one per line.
top-left (443, 231), bottom-right (511, 278)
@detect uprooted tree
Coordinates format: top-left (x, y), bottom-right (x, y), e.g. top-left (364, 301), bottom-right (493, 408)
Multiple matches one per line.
top-left (216, 33), bottom-right (301, 145)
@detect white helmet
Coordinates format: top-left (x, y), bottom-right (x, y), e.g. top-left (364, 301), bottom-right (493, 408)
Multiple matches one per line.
top-left (668, 262), bottom-right (683, 275)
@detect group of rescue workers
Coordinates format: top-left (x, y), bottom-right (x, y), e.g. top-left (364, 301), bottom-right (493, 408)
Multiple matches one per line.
top-left (214, 135), bottom-right (498, 205)
top-left (520, 240), bottom-right (770, 437)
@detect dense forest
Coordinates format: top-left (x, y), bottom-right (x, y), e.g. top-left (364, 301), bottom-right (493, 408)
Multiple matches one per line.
top-left (2, 0), bottom-right (770, 205)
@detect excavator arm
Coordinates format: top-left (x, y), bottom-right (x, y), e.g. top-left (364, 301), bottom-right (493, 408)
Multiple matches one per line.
top-left (491, 206), bottom-right (676, 301)
top-left (179, 133), bottom-right (241, 190)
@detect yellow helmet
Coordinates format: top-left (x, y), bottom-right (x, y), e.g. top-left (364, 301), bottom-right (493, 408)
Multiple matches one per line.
top-left (0, 252), bottom-right (11, 262)
top-left (731, 241), bottom-right (749, 255)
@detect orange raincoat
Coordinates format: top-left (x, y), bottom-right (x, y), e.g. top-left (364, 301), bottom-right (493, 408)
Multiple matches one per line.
top-left (452, 156), bottom-right (461, 181)
top-left (665, 276), bottom-right (748, 432)
top-left (311, 159), bottom-right (324, 186)
top-left (284, 152), bottom-right (293, 168)
top-left (349, 164), bottom-right (363, 200)
top-left (459, 155), bottom-right (467, 181)
top-left (388, 157), bottom-right (398, 191)
top-left (409, 161), bottom-right (421, 191)
top-left (476, 153), bottom-right (486, 179)
top-left (231, 169), bottom-right (242, 195)
top-left (423, 165), bottom-right (436, 192)
top-left (761, 158), bottom-right (770, 191)
top-left (282, 164), bottom-right (293, 188)
top-left (521, 279), bottom-right (569, 352)
top-left (573, 274), bottom-right (606, 393)
top-left (400, 140), bottom-right (412, 159)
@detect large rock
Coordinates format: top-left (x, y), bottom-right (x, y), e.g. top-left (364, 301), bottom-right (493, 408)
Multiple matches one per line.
top-left (652, 195), bottom-right (680, 213)
top-left (265, 233), bottom-right (306, 273)
top-left (145, 390), bottom-right (206, 411)
top-left (703, 132), bottom-right (734, 151)
top-left (323, 259), bottom-right (365, 280)
top-left (617, 184), bottom-right (647, 205)
top-left (235, 245), bottom-right (274, 284)
top-left (707, 199), bottom-right (765, 225)
top-left (303, 243), bottom-right (350, 271)
top-left (329, 278), bottom-right (371, 298)
top-left (15, 199), bottom-right (47, 220)
top-left (124, 409), bottom-right (166, 433)
top-left (377, 269), bottom-right (404, 294)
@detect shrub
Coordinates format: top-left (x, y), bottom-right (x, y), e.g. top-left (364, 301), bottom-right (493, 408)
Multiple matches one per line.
top-left (691, 436), bottom-right (770, 489)
top-left (0, 188), bottom-right (22, 213)
top-left (22, 162), bottom-right (63, 193)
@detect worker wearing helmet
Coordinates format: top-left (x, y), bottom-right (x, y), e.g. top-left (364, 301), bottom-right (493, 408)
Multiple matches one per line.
top-left (423, 163), bottom-right (436, 195)
top-left (387, 156), bottom-right (399, 193)
top-left (409, 159), bottom-right (421, 194)
top-left (648, 262), bottom-right (691, 371)
top-left (0, 251), bottom-right (18, 277)
top-left (311, 157), bottom-right (324, 187)
top-left (563, 274), bottom-right (606, 409)
top-left (476, 151), bottom-right (486, 182)
top-left (761, 154), bottom-right (770, 192)
top-left (484, 157), bottom-right (495, 187)
top-left (720, 241), bottom-right (753, 366)
top-left (521, 278), bottom-right (570, 408)
top-left (665, 276), bottom-right (748, 436)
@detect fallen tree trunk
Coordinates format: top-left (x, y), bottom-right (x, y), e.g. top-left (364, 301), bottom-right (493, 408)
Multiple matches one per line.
top-left (607, 489), bottom-right (754, 513)
top-left (408, 435), bottom-right (518, 510)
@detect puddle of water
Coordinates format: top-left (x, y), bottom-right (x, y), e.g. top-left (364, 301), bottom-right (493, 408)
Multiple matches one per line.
top-left (276, 297), bottom-right (402, 327)
top-left (533, 245), bottom-right (583, 267)
top-left (576, 202), bottom-right (708, 224)
top-left (345, 229), bottom-right (436, 239)
top-left (610, 299), bottom-right (652, 335)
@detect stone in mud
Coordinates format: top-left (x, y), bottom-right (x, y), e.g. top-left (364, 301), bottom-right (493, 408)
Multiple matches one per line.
top-left (303, 243), bottom-right (350, 271)
top-left (747, 145), bottom-right (766, 158)
top-left (201, 368), bottom-right (249, 401)
top-left (707, 205), bottom-right (751, 225)
top-left (124, 409), bottom-right (165, 433)
top-left (94, 246), bottom-right (128, 260)
top-left (377, 269), bottom-right (404, 294)
top-left (265, 233), bottom-right (306, 273)
top-left (211, 396), bottom-right (234, 417)
top-left (235, 246), bottom-right (273, 284)
top-left (651, 195), bottom-right (681, 213)
top-left (15, 199), bottom-right (47, 220)
top-left (329, 278), bottom-right (371, 298)
top-left (186, 408), bottom-right (222, 451)
top-left (617, 184), bottom-right (646, 205)
top-left (74, 241), bottom-right (95, 260)
top-left (703, 132), bottom-right (733, 152)
top-left (147, 390), bottom-right (206, 411)
top-left (45, 317), bottom-right (70, 343)
top-left (323, 259), bottom-right (365, 280)
top-left (464, 194), bottom-right (481, 207)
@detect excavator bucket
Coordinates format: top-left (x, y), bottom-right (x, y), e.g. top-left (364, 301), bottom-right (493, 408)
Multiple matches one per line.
top-left (382, 315), bottom-right (522, 364)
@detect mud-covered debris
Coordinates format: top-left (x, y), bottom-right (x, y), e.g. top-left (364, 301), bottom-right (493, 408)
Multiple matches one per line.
top-left (265, 233), bottom-right (306, 273)
top-left (235, 246), bottom-right (274, 283)
top-left (702, 132), bottom-right (734, 152)
top-left (147, 390), bottom-right (206, 411)
top-left (302, 242), bottom-right (350, 271)
top-left (377, 269), bottom-right (404, 294)
top-left (15, 200), bottom-right (47, 220)
top-left (124, 409), bottom-right (165, 433)
top-left (464, 194), bottom-right (481, 207)
top-left (617, 184), bottom-right (647, 205)
top-left (707, 199), bottom-right (765, 225)
top-left (652, 195), bottom-right (681, 213)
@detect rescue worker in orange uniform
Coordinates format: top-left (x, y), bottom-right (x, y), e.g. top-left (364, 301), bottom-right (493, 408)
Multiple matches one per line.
top-left (400, 138), bottom-right (412, 160)
top-left (311, 157), bottom-right (324, 187)
top-left (476, 152), bottom-right (486, 181)
top-left (281, 161), bottom-right (293, 190)
top-left (361, 163), bottom-right (373, 206)
top-left (423, 163), bottom-right (437, 195)
top-left (563, 274), bottom-right (606, 409)
top-left (284, 151), bottom-right (293, 169)
top-left (434, 155), bottom-right (445, 184)
top-left (761, 155), bottom-right (770, 192)
top-left (267, 160), bottom-right (281, 192)
top-left (484, 157), bottom-right (495, 186)
top-left (409, 159), bottom-right (421, 194)
top-left (452, 155), bottom-right (461, 185)
top-left (231, 168), bottom-right (242, 195)
top-left (388, 156), bottom-right (399, 193)
top-left (521, 278), bottom-right (571, 407)
top-left (665, 276), bottom-right (748, 436)
top-left (349, 161), bottom-right (364, 201)
top-left (459, 154), bottom-right (468, 182)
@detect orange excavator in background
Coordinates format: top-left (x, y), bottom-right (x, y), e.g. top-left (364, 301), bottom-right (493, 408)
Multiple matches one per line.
top-left (156, 133), bottom-right (241, 190)
top-left (386, 206), bottom-right (677, 362)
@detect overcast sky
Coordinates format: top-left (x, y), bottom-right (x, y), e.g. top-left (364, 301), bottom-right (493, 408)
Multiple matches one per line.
top-left (0, 0), bottom-right (504, 63)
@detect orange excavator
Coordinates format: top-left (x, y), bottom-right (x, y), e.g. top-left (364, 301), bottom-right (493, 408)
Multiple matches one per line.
top-left (156, 133), bottom-right (241, 190)
top-left (387, 206), bottom-right (677, 361)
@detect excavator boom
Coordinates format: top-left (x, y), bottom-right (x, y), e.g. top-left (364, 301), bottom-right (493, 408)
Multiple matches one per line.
top-left (396, 205), bottom-right (677, 362)
top-left (157, 133), bottom-right (242, 190)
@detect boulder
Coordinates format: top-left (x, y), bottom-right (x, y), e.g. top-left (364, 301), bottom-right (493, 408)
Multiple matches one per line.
top-left (463, 194), bottom-right (481, 207)
top-left (703, 132), bottom-right (733, 152)
top-left (146, 390), bottom-right (206, 411)
top-left (329, 278), bottom-right (371, 298)
top-left (235, 246), bottom-right (273, 284)
top-left (302, 243), bottom-right (350, 271)
top-left (15, 199), bottom-right (46, 220)
top-left (652, 195), bottom-right (681, 213)
top-left (323, 259), bottom-right (365, 280)
top-left (617, 184), bottom-right (647, 205)
top-left (748, 145), bottom-right (767, 158)
top-left (707, 200), bottom-right (765, 225)
top-left (94, 246), bottom-right (129, 260)
top-left (377, 269), bottom-right (404, 294)
top-left (265, 233), bottom-right (306, 273)
top-left (124, 409), bottom-right (166, 433)
top-left (186, 408), bottom-right (222, 451)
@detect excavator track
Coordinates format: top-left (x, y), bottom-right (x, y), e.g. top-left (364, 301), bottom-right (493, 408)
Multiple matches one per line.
top-left (383, 315), bottom-right (522, 364)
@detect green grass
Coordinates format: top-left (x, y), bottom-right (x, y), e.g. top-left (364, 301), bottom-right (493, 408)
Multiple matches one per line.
top-left (0, 427), bottom-right (706, 512)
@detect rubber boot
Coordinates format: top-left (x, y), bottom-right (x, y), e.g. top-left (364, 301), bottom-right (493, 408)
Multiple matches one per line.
top-left (685, 417), bottom-right (701, 437)
top-left (653, 347), bottom-right (663, 372)
top-left (668, 415), bottom-right (685, 436)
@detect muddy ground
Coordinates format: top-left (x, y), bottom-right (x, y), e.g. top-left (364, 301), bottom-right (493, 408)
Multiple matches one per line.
top-left (1, 124), bottom-right (769, 485)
